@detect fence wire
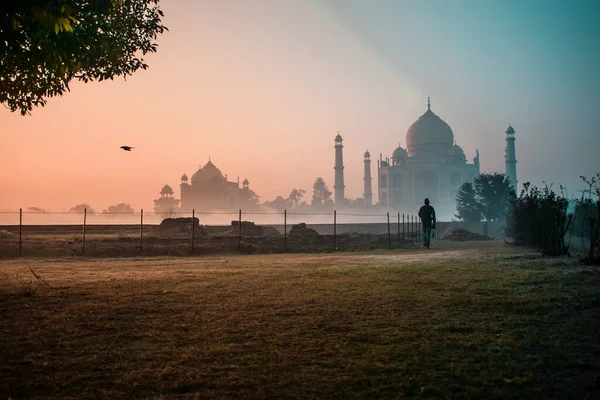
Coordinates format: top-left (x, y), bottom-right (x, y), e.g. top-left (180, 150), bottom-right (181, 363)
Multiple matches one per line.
top-left (0, 209), bottom-right (490, 257)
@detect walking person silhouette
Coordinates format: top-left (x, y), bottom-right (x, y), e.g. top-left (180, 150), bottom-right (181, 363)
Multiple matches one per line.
top-left (418, 198), bottom-right (436, 249)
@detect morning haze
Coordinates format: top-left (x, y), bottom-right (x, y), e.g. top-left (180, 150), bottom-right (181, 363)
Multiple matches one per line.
top-left (1, 0), bottom-right (598, 213)
top-left (3, 2), bottom-right (600, 398)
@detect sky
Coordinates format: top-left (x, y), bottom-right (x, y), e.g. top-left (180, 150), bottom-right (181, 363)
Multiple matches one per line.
top-left (2, 0), bottom-right (599, 212)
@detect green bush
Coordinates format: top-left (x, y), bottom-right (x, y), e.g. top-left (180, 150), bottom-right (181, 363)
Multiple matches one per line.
top-left (507, 183), bottom-right (572, 256)
top-left (577, 174), bottom-right (600, 264)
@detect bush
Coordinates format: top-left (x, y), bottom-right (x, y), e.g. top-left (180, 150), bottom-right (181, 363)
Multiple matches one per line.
top-left (577, 174), bottom-right (600, 264)
top-left (507, 183), bottom-right (572, 256)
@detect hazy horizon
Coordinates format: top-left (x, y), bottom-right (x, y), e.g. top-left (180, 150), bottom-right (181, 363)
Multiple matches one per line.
top-left (2, 0), bottom-right (599, 213)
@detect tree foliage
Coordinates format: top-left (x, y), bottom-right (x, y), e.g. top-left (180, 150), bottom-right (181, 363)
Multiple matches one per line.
top-left (473, 173), bottom-right (513, 222)
top-left (506, 183), bottom-right (572, 256)
top-left (311, 178), bottom-right (333, 209)
top-left (263, 196), bottom-right (289, 213)
top-left (70, 203), bottom-right (94, 214)
top-left (287, 189), bottom-right (306, 209)
top-left (455, 182), bottom-right (481, 223)
top-left (576, 173), bottom-right (600, 263)
top-left (103, 203), bottom-right (134, 214)
top-left (1, 0), bottom-right (167, 115)
top-left (455, 173), bottom-right (512, 223)
top-left (26, 206), bottom-right (48, 213)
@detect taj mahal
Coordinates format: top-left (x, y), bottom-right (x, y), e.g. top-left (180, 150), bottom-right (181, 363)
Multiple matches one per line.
top-left (154, 98), bottom-right (517, 216)
top-left (335, 98), bottom-right (517, 216)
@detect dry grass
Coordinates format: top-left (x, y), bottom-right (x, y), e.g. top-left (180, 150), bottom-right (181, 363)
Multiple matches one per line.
top-left (1, 244), bottom-right (599, 399)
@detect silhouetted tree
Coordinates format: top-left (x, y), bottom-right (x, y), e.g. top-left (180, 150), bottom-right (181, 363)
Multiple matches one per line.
top-left (70, 203), bottom-right (95, 214)
top-left (473, 173), bottom-right (513, 222)
top-left (103, 203), bottom-right (134, 214)
top-left (311, 178), bottom-right (333, 209)
top-left (160, 208), bottom-right (177, 220)
top-left (26, 207), bottom-right (48, 213)
top-left (455, 182), bottom-right (481, 223)
top-left (507, 182), bottom-right (572, 256)
top-left (577, 173), bottom-right (600, 263)
top-left (346, 198), bottom-right (364, 208)
top-left (1, 0), bottom-right (167, 115)
top-left (287, 189), bottom-right (306, 209)
top-left (264, 196), bottom-right (289, 213)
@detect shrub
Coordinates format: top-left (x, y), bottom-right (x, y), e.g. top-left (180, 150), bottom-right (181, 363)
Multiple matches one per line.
top-left (507, 183), bottom-right (572, 256)
top-left (577, 174), bottom-right (600, 264)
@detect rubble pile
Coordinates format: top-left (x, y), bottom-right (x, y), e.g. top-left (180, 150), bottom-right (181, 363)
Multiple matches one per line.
top-left (443, 229), bottom-right (491, 241)
top-left (289, 223), bottom-right (320, 237)
top-left (159, 217), bottom-right (207, 237)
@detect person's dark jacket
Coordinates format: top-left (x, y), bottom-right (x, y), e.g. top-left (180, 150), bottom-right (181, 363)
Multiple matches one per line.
top-left (418, 205), bottom-right (436, 229)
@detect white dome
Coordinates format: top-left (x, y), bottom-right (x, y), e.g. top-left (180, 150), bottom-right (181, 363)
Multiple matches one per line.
top-left (406, 102), bottom-right (454, 159)
top-left (448, 144), bottom-right (465, 156)
top-left (392, 146), bottom-right (408, 159)
top-left (448, 144), bottom-right (467, 164)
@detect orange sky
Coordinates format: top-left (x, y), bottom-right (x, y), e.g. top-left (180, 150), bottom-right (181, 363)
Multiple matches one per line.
top-left (2, 1), bottom-right (598, 212)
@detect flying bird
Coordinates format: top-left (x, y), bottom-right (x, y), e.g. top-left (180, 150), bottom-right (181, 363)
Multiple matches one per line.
top-left (120, 146), bottom-right (134, 151)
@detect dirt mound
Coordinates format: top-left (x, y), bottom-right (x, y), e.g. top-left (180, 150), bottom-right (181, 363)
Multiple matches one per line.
top-left (289, 223), bottom-right (320, 237)
top-left (443, 229), bottom-right (491, 241)
top-left (159, 217), bottom-right (207, 237)
top-left (0, 229), bottom-right (14, 238)
top-left (215, 221), bottom-right (281, 237)
top-left (231, 220), bottom-right (263, 236)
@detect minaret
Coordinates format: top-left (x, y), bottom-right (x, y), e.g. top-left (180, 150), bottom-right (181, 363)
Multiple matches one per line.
top-left (334, 133), bottom-right (345, 205)
top-left (363, 150), bottom-right (373, 206)
top-left (504, 123), bottom-right (517, 190)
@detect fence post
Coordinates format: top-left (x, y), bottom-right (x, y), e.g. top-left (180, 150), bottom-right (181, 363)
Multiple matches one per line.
top-left (82, 208), bottom-right (87, 255)
top-left (191, 209), bottom-right (195, 252)
top-left (284, 210), bottom-right (287, 252)
top-left (19, 208), bottom-right (22, 256)
top-left (238, 209), bottom-right (242, 248)
top-left (140, 209), bottom-right (144, 250)
top-left (402, 213), bottom-right (405, 240)
top-left (333, 209), bottom-right (337, 251)
top-left (411, 215), bottom-right (414, 240)
top-left (397, 212), bottom-right (400, 245)
top-left (387, 212), bottom-right (391, 249)
top-left (415, 215), bottom-right (417, 240)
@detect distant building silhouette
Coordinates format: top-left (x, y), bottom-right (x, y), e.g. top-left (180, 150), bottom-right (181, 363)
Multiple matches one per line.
top-left (377, 98), bottom-right (480, 212)
top-left (154, 160), bottom-right (253, 213)
top-left (504, 123), bottom-right (518, 191)
top-left (334, 133), bottom-right (345, 206)
top-left (363, 150), bottom-right (373, 206)
top-left (153, 184), bottom-right (180, 214)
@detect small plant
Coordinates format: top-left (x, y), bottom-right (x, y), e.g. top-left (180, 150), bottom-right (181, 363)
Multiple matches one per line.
top-left (161, 208), bottom-right (177, 220)
top-left (15, 266), bottom-right (49, 297)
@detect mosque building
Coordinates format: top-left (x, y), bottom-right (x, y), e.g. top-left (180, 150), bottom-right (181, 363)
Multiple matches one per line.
top-left (333, 98), bottom-right (517, 216)
top-left (153, 160), bottom-right (253, 213)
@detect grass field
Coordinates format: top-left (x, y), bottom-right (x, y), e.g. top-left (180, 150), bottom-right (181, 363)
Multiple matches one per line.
top-left (1, 242), bottom-right (599, 399)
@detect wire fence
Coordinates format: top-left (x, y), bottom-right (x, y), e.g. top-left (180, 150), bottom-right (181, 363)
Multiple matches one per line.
top-left (0, 209), bottom-right (493, 257)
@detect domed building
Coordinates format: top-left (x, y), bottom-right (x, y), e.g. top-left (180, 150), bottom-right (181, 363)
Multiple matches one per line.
top-left (179, 160), bottom-right (253, 212)
top-left (377, 98), bottom-right (480, 212)
top-left (154, 160), bottom-right (255, 214)
top-left (153, 184), bottom-right (180, 214)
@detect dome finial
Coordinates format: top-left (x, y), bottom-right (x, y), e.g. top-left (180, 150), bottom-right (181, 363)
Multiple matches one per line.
top-left (427, 96), bottom-right (431, 110)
